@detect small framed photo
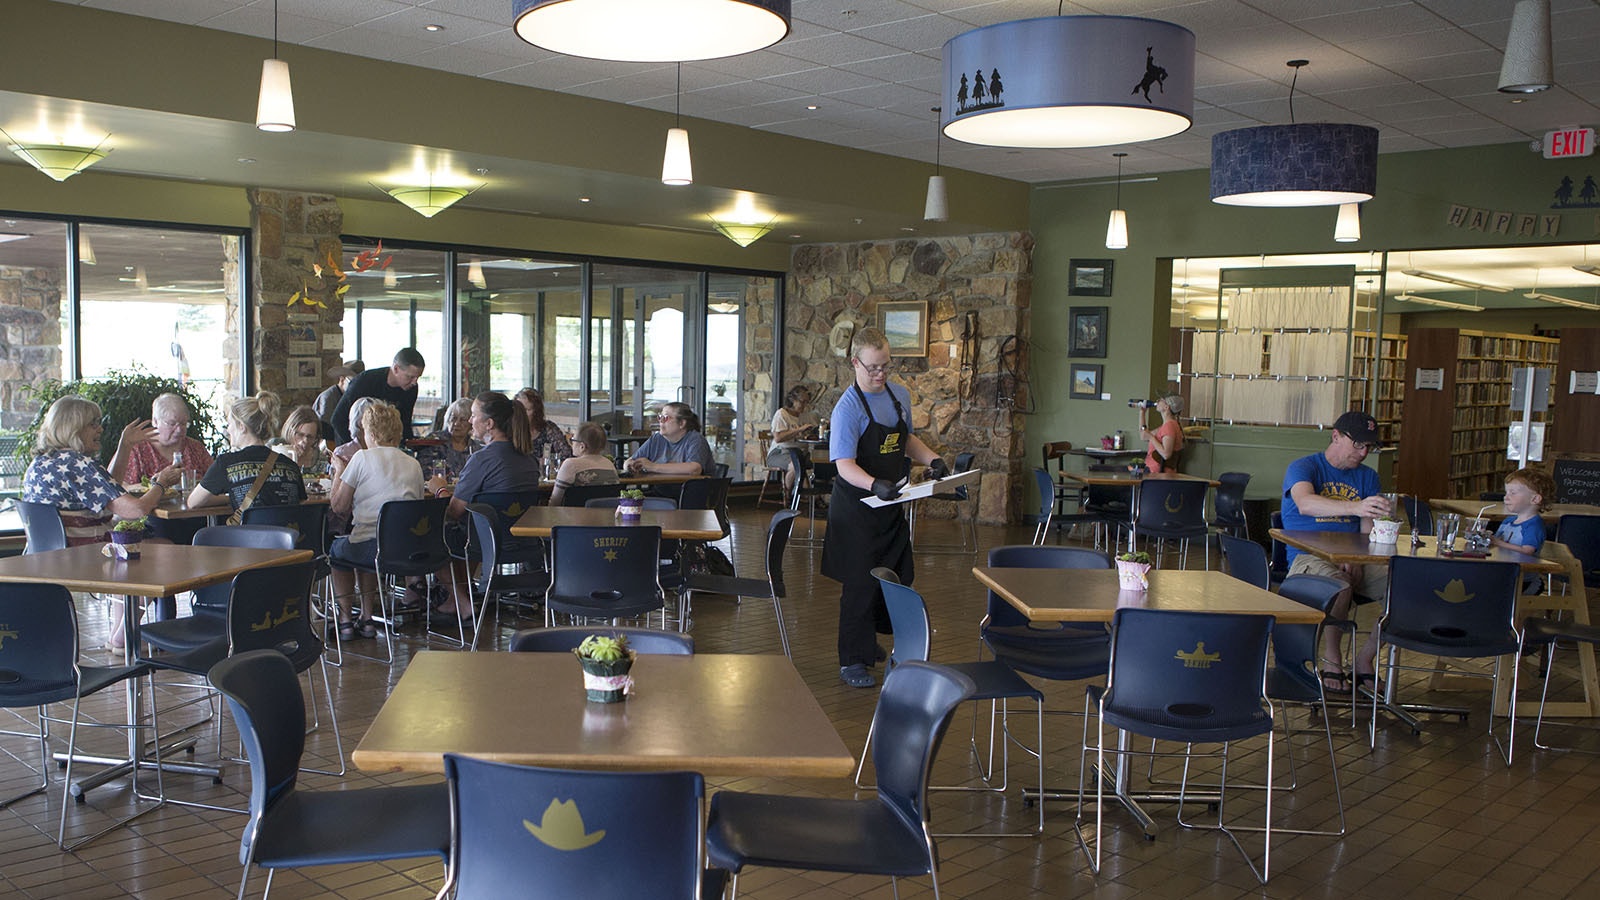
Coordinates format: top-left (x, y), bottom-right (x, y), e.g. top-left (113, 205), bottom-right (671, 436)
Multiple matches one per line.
top-left (1069, 306), bottom-right (1108, 358)
top-left (1069, 363), bottom-right (1104, 400)
top-left (1068, 258), bottom-right (1114, 296)
top-left (877, 300), bottom-right (928, 357)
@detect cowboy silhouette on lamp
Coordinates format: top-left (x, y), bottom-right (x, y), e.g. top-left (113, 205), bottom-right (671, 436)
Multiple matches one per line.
top-left (1132, 46), bottom-right (1168, 102)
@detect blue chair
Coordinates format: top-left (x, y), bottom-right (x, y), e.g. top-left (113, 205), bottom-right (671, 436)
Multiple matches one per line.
top-left (240, 505), bottom-right (337, 659)
top-left (1211, 471), bottom-right (1251, 539)
top-left (463, 503), bottom-right (553, 650)
top-left (1277, 573), bottom-right (1360, 725)
top-left (508, 626), bottom-right (694, 656)
top-left (1030, 467), bottom-right (1111, 547)
top-left (856, 569), bottom-right (1044, 838)
top-left (1133, 477), bottom-right (1212, 569)
top-left (468, 490), bottom-right (546, 567)
top-left (678, 510), bottom-right (798, 655)
top-left (1370, 556), bottom-right (1522, 763)
top-left (141, 525), bottom-right (298, 654)
top-left (208, 650), bottom-right (449, 899)
top-left (980, 545), bottom-right (1112, 684)
top-left (1402, 496), bottom-right (1435, 536)
top-left (1218, 533), bottom-right (1270, 590)
top-left (706, 661), bottom-right (975, 900)
top-left (1075, 608), bottom-right (1275, 883)
top-left (0, 581), bottom-right (165, 850)
top-left (440, 755), bottom-right (711, 900)
top-left (908, 451), bottom-right (979, 553)
top-left (558, 482), bottom-right (623, 507)
top-left (585, 497), bottom-right (677, 511)
top-left (545, 525), bottom-right (665, 627)
top-left (14, 499), bottom-right (66, 553)
top-left (333, 497), bottom-right (456, 661)
top-left (1521, 616), bottom-right (1600, 753)
top-left (1268, 511), bottom-right (1290, 589)
top-left (1549, 514), bottom-right (1600, 596)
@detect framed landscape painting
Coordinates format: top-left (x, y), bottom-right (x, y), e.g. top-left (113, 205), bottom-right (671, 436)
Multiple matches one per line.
top-left (878, 301), bottom-right (928, 357)
top-left (1069, 363), bottom-right (1103, 400)
top-left (1068, 259), bottom-right (1114, 297)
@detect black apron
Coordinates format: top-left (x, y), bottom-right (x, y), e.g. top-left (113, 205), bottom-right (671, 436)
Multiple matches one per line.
top-left (821, 383), bottom-right (913, 586)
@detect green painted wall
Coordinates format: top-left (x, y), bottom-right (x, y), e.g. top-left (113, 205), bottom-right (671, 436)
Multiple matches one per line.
top-left (1027, 141), bottom-right (1598, 456)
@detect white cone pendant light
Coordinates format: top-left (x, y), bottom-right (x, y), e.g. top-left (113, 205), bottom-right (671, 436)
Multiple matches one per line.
top-left (256, 1), bottom-right (295, 132)
top-left (1498, 0), bottom-right (1553, 93)
top-left (1105, 152), bottom-right (1128, 250)
top-left (1334, 203), bottom-right (1361, 242)
top-left (924, 107), bottom-right (948, 222)
top-left (662, 65), bottom-right (693, 185)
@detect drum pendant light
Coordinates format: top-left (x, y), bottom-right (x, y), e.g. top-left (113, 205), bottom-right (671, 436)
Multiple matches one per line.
top-left (662, 64), bottom-right (693, 186)
top-left (256, 0), bottom-right (296, 132)
top-left (1105, 153), bottom-right (1129, 250)
top-left (940, 15), bottom-right (1194, 148)
top-left (1210, 61), bottom-right (1378, 207)
top-left (513, 0), bottom-right (791, 63)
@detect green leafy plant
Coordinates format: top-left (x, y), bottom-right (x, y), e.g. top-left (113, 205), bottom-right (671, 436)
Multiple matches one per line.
top-left (15, 368), bottom-right (226, 467)
top-left (112, 517), bottom-right (150, 533)
top-left (1116, 551), bottom-right (1152, 564)
top-left (618, 486), bottom-right (647, 501)
top-left (575, 633), bottom-right (630, 662)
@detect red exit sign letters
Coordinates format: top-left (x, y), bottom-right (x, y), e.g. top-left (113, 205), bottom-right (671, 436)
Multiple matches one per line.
top-left (1543, 127), bottom-right (1595, 159)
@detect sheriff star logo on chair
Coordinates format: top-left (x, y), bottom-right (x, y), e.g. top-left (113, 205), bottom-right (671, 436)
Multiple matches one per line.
top-left (524, 798), bottom-right (605, 851)
top-left (1434, 579), bottom-right (1475, 604)
top-left (1175, 641), bottom-right (1221, 668)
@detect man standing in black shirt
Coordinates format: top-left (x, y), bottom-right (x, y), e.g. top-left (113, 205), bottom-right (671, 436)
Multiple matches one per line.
top-left (331, 348), bottom-right (425, 444)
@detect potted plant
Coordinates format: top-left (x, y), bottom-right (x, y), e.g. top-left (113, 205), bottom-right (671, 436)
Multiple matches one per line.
top-left (616, 486), bottom-right (646, 520)
top-left (109, 517), bottom-right (151, 559)
top-left (1369, 512), bottom-right (1402, 544)
top-left (574, 633), bottom-right (635, 703)
top-left (1115, 550), bottom-right (1153, 590)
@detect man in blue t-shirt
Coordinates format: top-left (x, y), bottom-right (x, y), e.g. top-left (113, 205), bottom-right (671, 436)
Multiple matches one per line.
top-left (1281, 410), bottom-right (1394, 696)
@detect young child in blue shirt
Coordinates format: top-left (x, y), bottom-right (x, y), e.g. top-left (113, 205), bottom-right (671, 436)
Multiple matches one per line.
top-left (1491, 467), bottom-right (1557, 555)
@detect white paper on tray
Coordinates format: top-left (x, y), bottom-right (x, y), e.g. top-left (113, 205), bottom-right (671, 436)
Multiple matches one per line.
top-left (861, 467), bottom-right (981, 507)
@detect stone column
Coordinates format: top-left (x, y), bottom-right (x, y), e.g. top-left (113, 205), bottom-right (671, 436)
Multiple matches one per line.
top-left (248, 189), bottom-right (346, 409)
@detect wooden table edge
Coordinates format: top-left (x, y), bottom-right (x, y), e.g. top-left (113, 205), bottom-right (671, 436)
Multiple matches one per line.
top-left (350, 749), bottom-right (855, 778)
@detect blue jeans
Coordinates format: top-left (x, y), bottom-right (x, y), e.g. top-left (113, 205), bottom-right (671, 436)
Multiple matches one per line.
top-left (329, 536), bottom-right (377, 570)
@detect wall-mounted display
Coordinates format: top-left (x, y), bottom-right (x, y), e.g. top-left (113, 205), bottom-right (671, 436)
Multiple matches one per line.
top-left (1069, 306), bottom-right (1107, 358)
top-left (1068, 259), bottom-right (1114, 296)
top-left (877, 300), bottom-right (928, 357)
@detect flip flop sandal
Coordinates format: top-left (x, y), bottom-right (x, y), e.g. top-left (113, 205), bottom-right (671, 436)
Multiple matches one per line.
top-left (1318, 670), bottom-right (1353, 695)
top-left (336, 621), bottom-right (359, 642)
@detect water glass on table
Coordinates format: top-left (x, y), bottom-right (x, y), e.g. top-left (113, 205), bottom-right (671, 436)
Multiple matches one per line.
top-left (1437, 512), bottom-right (1461, 552)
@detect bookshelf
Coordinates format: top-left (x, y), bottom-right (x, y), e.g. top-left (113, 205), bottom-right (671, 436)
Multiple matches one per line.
top-left (1350, 332), bottom-right (1407, 445)
top-left (1397, 328), bottom-right (1560, 501)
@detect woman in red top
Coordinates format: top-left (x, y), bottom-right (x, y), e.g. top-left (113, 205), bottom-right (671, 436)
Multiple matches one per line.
top-left (1138, 393), bottom-right (1185, 473)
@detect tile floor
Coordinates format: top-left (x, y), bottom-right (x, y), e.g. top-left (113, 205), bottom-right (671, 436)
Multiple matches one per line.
top-left (3, 509), bottom-right (1600, 899)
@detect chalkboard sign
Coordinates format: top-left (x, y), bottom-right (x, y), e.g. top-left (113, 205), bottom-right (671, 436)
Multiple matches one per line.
top-left (1553, 458), bottom-right (1600, 504)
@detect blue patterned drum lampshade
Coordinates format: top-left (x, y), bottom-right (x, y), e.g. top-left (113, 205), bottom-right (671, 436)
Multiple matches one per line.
top-left (1210, 123), bottom-right (1379, 207)
top-left (940, 16), bottom-right (1194, 148)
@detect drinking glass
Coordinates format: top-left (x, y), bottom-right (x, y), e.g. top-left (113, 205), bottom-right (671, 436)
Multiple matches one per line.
top-left (1437, 512), bottom-right (1461, 552)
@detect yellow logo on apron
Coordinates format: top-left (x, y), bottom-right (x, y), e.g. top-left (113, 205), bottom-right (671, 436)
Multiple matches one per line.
top-left (878, 432), bottom-right (902, 455)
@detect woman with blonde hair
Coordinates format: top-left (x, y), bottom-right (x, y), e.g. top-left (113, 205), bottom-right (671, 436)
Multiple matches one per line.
top-left (328, 403), bottom-right (424, 640)
top-left (549, 422), bottom-right (620, 506)
top-left (188, 391), bottom-right (306, 512)
top-left (24, 395), bottom-right (182, 650)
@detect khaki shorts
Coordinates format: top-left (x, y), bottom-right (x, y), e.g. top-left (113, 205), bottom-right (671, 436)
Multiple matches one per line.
top-left (1287, 552), bottom-right (1390, 604)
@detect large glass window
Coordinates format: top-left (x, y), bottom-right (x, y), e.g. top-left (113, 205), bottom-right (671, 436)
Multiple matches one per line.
top-left (340, 243), bottom-right (448, 431)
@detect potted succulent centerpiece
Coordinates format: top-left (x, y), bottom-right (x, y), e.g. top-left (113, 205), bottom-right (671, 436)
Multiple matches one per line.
top-left (574, 633), bottom-right (635, 703)
top-left (615, 486), bottom-right (646, 520)
top-left (1369, 513), bottom-right (1402, 544)
top-left (109, 517), bottom-right (151, 560)
top-left (1115, 550), bottom-right (1153, 590)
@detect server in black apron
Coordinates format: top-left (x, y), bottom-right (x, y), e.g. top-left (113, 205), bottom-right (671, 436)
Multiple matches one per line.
top-left (822, 327), bottom-right (947, 688)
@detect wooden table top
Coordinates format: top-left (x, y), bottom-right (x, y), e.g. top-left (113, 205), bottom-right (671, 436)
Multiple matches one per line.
top-left (1060, 471), bottom-right (1220, 487)
top-left (352, 651), bottom-right (855, 778)
top-left (1268, 528), bottom-right (1564, 574)
top-left (971, 567), bottom-right (1324, 624)
top-left (510, 506), bottom-right (722, 539)
top-left (618, 474), bottom-right (709, 486)
top-left (150, 493), bottom-right (331, 520)
top-left (0, 544), bottom-right (313, 597)
top-left (1428, 498), bottom-right (1600, 526)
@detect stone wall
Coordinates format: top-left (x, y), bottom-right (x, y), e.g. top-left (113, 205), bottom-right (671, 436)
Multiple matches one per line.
top-left (0, 265), bottom-right (64, 430)
top-left (740, 275), bottom-right (779, 480)
top-left (785, 234), bottom-right (1033, 524)
top-left (249, 189), bottom-right (346, 409)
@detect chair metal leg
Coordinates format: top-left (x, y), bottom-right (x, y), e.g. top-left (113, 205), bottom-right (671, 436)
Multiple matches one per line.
top-left (57, 672), bottom-right (167, 851)
top-left (1531, 638), bottom-right (1600, 753)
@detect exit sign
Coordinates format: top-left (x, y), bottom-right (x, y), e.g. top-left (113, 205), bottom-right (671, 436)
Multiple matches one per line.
top-left (1543, 127), bottom-right (1595, 159)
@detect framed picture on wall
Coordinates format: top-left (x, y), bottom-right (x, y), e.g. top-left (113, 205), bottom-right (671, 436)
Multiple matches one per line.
top-left (877, 300), bottom-right (928, 357)
top-left (1068, 306), bottom-right (1108, 358)
top-left (1069, 363), bottom-right (1103, 400)
top-left (1068, 259), bottom-right (1114, 296)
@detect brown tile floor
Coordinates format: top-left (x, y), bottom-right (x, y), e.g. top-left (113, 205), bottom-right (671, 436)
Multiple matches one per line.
top-left (4, 509), bottom-right (1600, 898)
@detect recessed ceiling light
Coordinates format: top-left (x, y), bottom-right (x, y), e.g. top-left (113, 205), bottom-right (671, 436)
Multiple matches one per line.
top-left (475, 167), bottom-right (490, 175)
top-left (579, 197), bottom-right (591, 203)
top-left (806, 104), bottom-right (818, 110)
top-left (424, 23), bottom-right (445, 32)
top-left (1510, 98), bottom-right (1526, 104)
top-left (236, 157), bottom-right (256, 164)
top-left (788, 233), bottom-right (802, 239)
top-left (900, 226), bottom-right (916, 232)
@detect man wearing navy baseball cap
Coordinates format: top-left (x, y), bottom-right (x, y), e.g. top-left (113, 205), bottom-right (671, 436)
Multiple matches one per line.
top-left (1280, 409), bottom-right (1394, 697)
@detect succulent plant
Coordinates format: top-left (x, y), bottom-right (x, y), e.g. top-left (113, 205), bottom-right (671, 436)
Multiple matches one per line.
top-left (618, 487), bottom-right (647, 501)
top-left (112, 517), bottom-right (151, 533)
top-left (575, 633), bottom-right (630, 662)
top-left (1116, 551), bottom-right (1152, 564)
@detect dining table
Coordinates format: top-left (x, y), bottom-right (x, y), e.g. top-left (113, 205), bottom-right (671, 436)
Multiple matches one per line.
top-left (149, 492), bottom-right (330, 521)
top-left (970, 565), bottom-right (1320, 836)
top-left (1269, 528), bottom-right (1597, 717)
top-left (510, 505), bottom-right (722, 540)
top-left (1427, 497), bottom-right (1600, 528)
top-left (352, 650), bottom-right (854, 778)
top-left (0, 543), bottom-right (313, 797)
top-left (1059, 470), bottom-right (1220, 552)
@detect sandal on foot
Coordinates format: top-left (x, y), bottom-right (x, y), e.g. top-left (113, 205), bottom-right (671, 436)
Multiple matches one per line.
top-left (356, 618), bottom-right (379, 639)
top-left (336, 621), bottom-right (358, 642)
top-left (1318, 670), bottom-right (1352, 696)
top-left (1355, 672), bottom-right (1387, 698)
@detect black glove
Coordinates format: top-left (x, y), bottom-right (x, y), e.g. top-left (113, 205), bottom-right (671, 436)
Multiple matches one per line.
top-left (871, 478), bottom-right (900, 501)
top-left (926, 458), bottom-right (950, 480)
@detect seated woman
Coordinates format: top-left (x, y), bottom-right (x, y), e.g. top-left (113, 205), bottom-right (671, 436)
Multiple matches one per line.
top-left (24, 396), bottom-right (182, 649)
top-left (515, 387), bottom-right (573, 466)
top-left (187, 391), bottom-right (306, 514)
top-left (427, 391), bottom-right (540, 617)
top-left (768, 384), bottom-right (819, 496)
top-left (268, 404), bottom-right (326, 474)
top-left (124, 391), bottom-right (215, 544)
top-left (426, 397), bottom-right (481, 477)
top-left (624, 401), bottom-right (715, 477)
top-left (327, 403), bottom-right (424, 641)
top-left (549, 422), bottom-right (619, 506)
top-left (327, 396), bottom-right (382, 535)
